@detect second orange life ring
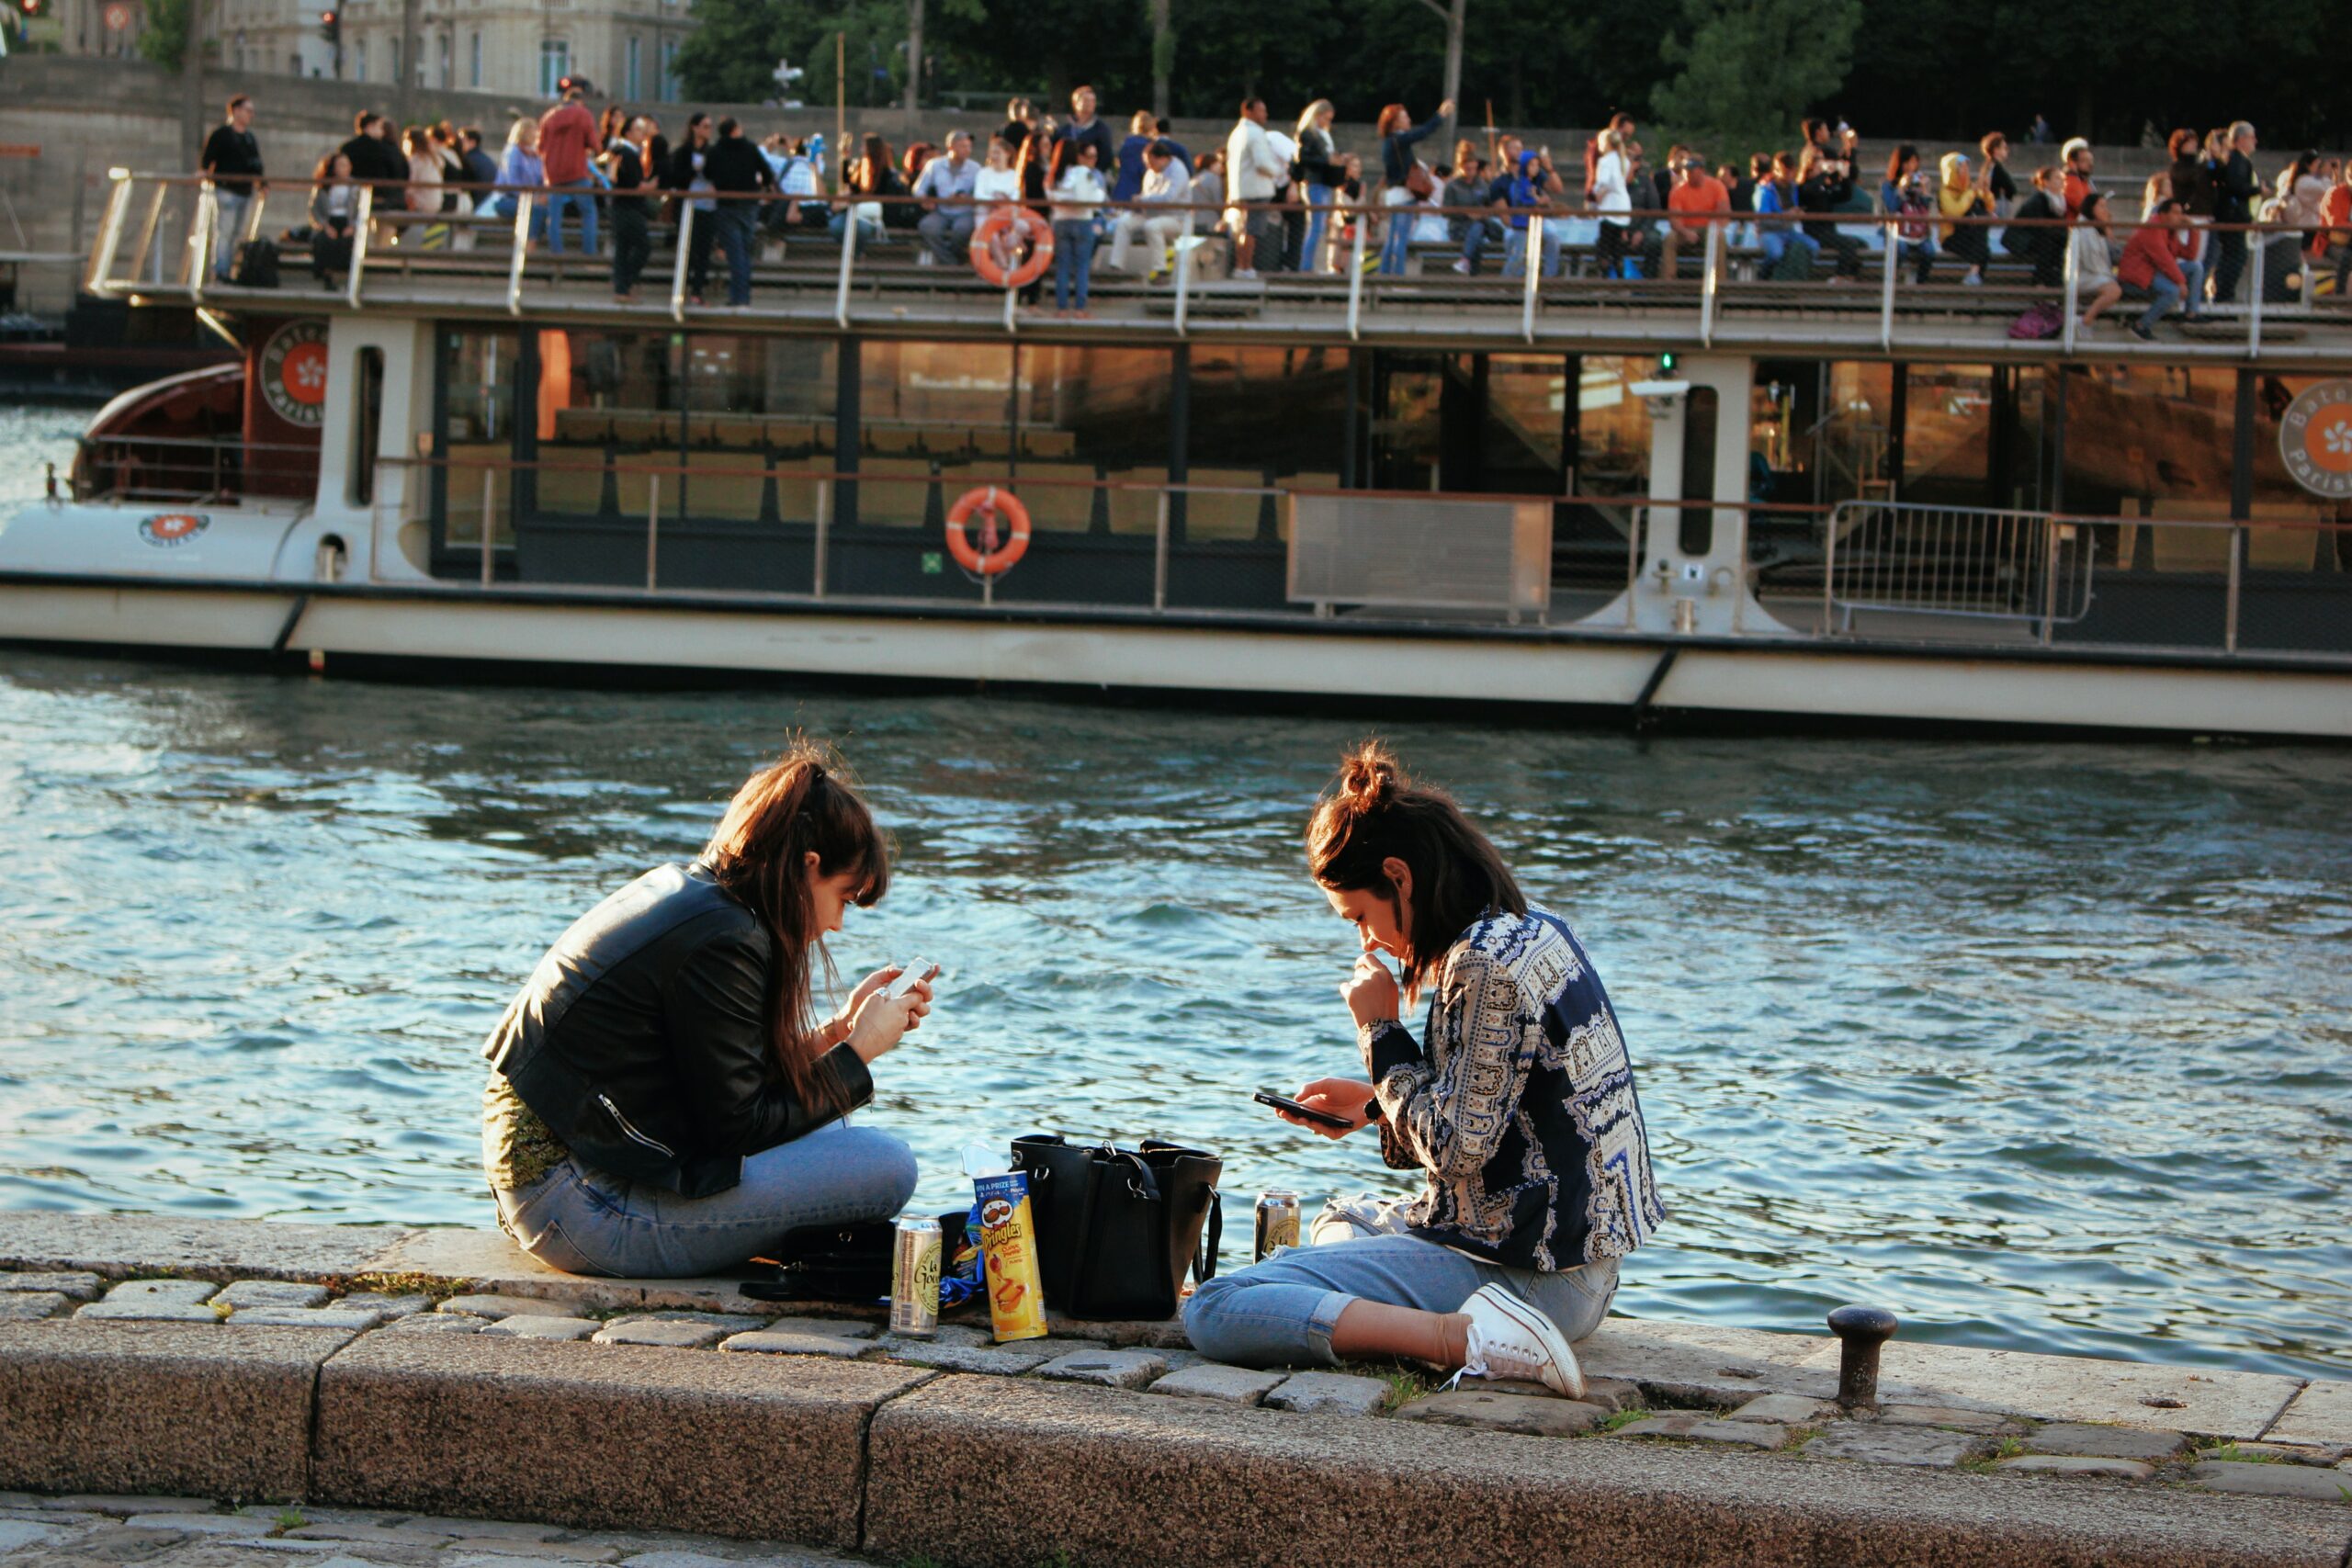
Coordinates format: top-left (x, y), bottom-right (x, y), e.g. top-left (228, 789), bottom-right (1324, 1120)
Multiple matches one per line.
top-left (944, 486), bottom-right (1032, 578)
top-left (969, 207), bottom-right (1055, 289)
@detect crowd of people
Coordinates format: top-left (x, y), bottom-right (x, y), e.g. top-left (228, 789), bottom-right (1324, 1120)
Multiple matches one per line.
top-left (200, 85), bottom-right (2352, 333)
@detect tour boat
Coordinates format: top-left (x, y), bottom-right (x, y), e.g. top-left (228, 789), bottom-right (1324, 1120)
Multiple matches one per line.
top-left (5, 172), bottom-right (2350, 740)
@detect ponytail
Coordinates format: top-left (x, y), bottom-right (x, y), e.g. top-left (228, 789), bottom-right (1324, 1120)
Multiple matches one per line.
top-left (1305, 740), bottom-right (1524, 994)
top-left (701, 739), bottom-right (892, 1117)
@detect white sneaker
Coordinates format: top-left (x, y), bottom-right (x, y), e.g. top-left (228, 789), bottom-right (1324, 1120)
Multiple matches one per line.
top-left (1453, 1283), bottom-right (1586, 1399)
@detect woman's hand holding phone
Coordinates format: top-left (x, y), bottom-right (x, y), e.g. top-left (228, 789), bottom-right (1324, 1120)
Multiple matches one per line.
top-left (843, 965), bottom-right (933, 1065)
top-left (1280, 1077), bottom-right (1378, 1139)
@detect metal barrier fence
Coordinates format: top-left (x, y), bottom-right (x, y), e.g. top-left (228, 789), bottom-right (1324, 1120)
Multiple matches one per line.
top-left (83, 173), bottom-right (2352, 358)
top-left (1824, 501), bottom-right (2096, 641)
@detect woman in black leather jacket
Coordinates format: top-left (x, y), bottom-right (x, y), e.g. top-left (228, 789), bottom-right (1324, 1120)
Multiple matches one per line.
top-left (481, 742), bottom-right (932, 1277)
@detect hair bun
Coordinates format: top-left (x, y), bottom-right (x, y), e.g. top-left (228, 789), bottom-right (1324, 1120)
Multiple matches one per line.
top-left (1337, 741), bottom-right (1399, 813)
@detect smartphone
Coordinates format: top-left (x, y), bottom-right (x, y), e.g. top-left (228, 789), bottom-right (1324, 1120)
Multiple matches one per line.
top-left (887, 959), bottom-right (939, 998)
top-left (1254, 1088), bottom-right (1352, 1131)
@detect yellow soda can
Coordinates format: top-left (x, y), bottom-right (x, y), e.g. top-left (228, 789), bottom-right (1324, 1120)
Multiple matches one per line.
top-left (972, 1170), bottom-right (1049, 1343)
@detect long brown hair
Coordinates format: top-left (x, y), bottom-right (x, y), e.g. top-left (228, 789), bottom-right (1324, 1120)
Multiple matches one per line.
top-left (701, 740), bottom-right (891, 1115)
top-left (1305, 740), bottom-right (1524, 994)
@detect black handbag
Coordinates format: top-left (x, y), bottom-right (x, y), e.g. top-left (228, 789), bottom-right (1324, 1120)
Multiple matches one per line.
top-left (1009, 1135), bottom-right (1222, 1321)
top-left (739, 1211), bottom-right (967, 1303)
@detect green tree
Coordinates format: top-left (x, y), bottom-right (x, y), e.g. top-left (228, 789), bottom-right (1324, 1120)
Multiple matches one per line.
top-left (1650, 0), bottom-right (1860, 164)
top-left (137, 0), bottom-right (190, 70)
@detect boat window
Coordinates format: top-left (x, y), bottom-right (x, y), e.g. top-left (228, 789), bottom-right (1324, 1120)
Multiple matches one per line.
top-left (348, 346), bottom-right (382, 507)
top-left (437, 328), bottom-right (520, 556)
top-left (1017, 344), bottom-right (1178, 537)
top-left (681, 333), bottom-right (835, 525)
top-left (1481, 353), bottom-right (1570, 495)
top-left (1574, 356), bottom-right (1653, 501)
top-left (1679, 385), bottom-right (1718, 557)
top-left (530, 328), bottom-right (685, 527)
top-left (854, 341), bottom-right (1013, 532)
top-left (1188, 345), bottom-right (1348, 542)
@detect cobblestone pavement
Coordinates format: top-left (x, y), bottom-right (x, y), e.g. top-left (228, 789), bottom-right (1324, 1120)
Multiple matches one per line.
top-left (0, 1496), bottom-right (866, 1568)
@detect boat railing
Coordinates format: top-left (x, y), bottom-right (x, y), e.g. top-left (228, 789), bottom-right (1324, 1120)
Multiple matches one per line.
top-left (85, 172), bottom-right (2352, 360)
top-left (1824, 501), bottom-right (2097, 639)
top-left (73, 431), bottom-right (325, 505)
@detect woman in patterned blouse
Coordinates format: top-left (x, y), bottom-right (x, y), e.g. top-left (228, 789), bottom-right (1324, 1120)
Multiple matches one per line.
top-left (1184, 742), bottom-right (1665, 1396)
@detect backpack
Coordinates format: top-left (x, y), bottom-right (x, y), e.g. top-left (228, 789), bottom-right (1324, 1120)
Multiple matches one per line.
top-left (232, 239), bottom-right (280, 288)
top-left (2008, 300), bottom-right (2064, 340)
top-left (1771, 240), bottom-right (1815, 282)
top-left (1898, 190), bottom-right (1933, 245)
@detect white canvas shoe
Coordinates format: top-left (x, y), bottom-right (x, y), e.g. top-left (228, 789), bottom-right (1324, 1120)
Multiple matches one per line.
top-left (1453, 1282), bottom-right (1586, 1399)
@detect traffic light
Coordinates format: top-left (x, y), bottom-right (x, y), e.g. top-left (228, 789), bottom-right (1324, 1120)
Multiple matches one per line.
top-left (19, 0), bottom-right (45, 18)
top-left (317, 7), bottom-right (336, 42)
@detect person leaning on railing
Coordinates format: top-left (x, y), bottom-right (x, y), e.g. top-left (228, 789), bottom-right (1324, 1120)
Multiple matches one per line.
top-left (306, 152), bottom-right (357, 288)
top-left (703, 117), bottom-right (775, 308)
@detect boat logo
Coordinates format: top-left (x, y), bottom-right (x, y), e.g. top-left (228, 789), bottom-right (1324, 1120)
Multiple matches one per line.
top-left (2279, 378), bottom-right (2352, 500)
top-left (259, 318), bottom-right (331, 427)
top-left (139, 513), bottom-right (209, 547)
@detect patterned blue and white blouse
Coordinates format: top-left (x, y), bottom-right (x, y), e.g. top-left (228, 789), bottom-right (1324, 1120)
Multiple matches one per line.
top-left (1363, 905), bottom-right (1665, 1271)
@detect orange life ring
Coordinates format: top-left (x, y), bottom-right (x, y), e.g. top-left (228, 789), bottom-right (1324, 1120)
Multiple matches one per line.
top-left (945, 486), bottom-right (1032, 578)
top-left (969, 207), bottom-right (1055, 289)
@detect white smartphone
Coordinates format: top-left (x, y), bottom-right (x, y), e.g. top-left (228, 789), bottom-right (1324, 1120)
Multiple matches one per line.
top-left (887, 959), bottom-right (938, 998)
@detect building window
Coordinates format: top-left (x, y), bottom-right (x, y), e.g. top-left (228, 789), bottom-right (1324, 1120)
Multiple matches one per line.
top-left (658, 38), bottom-right (677, 102)
top-left (469, 30), bottom-right (481, 87)
top-left (625, 35), bottom-right (640, 99)
top-left (539, 39), bottom-right (571, 97)
top-left (356, 37), bottom-right (367, 79)
top-left (436, 31), bottom-right (451, 87)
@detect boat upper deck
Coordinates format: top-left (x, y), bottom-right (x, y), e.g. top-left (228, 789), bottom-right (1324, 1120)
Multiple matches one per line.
top-left (89, 175), bottom-right (2352, 368)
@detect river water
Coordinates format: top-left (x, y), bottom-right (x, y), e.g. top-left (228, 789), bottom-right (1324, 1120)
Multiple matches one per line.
top-left (1, 412), bottom-right (2347, 1380)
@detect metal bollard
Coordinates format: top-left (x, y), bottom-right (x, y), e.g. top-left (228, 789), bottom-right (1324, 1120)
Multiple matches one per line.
top-left (1826, 1303), bottom-right (1899, 1412)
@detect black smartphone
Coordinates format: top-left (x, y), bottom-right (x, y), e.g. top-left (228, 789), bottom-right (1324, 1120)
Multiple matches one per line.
top-left (1254, 1088), bottom-right (1351, 1131)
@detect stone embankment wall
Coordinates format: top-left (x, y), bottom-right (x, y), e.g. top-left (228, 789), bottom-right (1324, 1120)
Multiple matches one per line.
top-left (0, 54), bottom-right (2199, 315)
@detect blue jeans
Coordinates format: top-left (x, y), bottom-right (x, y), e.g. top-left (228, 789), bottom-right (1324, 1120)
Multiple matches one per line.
top-left (1760, 229), bottom-right (1822, 270)
top-left (712, 205), bottom-right (756, 305)
top-left (492, 1121), bottom-right (918, 1279)
top-left (546, 180), bottom-right (599, 255)
top-left (1182, 1197), bottom-right (1621, 1368)
top-left (212, 192), bottom-right (250, 279)
top-left (1376, 188), bottom-right (1415, 275)
top-left (1302, 184), bottom-right (1334, 272)
top-left (2131, 273), bottom-right (2185, 331)
top-left (1502, 223), bottom-right (1566, 278)
top-left (1053, 217), bottom-right (1097, 310)
top-left (1897, 235), bottom-right (1937, 281)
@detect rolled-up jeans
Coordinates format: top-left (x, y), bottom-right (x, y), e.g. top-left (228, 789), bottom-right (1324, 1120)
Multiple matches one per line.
top-left (2130, 273), bottom-right (2185, 331)
top-left (491, 1120), bottom-right (917, 1279)
top-left (1182, 1193), bottom-right (1621, 1368)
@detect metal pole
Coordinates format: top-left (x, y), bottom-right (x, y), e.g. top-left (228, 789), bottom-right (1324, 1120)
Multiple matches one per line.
top-left (1878, 216), bottom-right (1896, 353)
top-left (835, 204), bottom-right (858, 329)
top-left (1345, 204), bottom-right (1366, 341)
top-left (1171, 233), bottom-right (1192, 338)
top-left (2224, 525), bottom-right (2241, 653)
top-left (189, 180), bottom-right (215, 302)
top-left (813, 477), bottom-right (831, 597)
top-left (2060, 219), bottom-right (2080, 356)
top-left (670, 200), bottom-right (694, 323)
top-left (87, 174), bottom-right (131, 292)
top-left (507, 192), bottom-right (532, 316)
top-left (346, 185), bottom-right (374, 309)
top-left (1822, 502), bottom-right (1839, 634)
top-left (1152, 489), bottom-right (1170, 611)
top-left (2039, 514), bottom-right (2059, 645)
top-left (479, 467), bottom-right (495, 587)
top-left (1700, 219), bottom-right (1720, 348)
top-left (645, 472), bottom-right (661, 591)
top-left (1521, 213), bottom-right (1541, 344)
top-left (1625, 504), bottom-right (1641, 629)
top-left (2246, 234), bottom-right (2265, 357)
top-left (1004, 279), bottom-right (1017, 335)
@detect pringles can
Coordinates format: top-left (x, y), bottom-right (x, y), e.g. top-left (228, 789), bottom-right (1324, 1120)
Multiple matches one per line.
top-left (890, 1214), bottom-right (942, 1338)
top-left (1254, 1190), bottom-right (1301, 1262)
top-left (972, 1170), bottom-right (1048, 1342)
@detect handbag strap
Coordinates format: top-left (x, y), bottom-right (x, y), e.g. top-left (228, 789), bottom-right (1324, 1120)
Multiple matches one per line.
top-left (1194, 1187), bottom-right (1222, 1285)
top-left (1070, 1149), bottom-right (1159, 1312)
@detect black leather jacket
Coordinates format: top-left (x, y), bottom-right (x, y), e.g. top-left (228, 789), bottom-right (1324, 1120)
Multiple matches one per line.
top-left (482, 863), bottom-right (873, 1198)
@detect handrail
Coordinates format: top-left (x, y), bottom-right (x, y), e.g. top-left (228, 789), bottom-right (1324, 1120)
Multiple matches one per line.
top-left (87, 173), bottom-right (130, 293)
top-left (669, 199), bottom-right (693, 324)
top-left (345, 184), bottom-right (374, 309)
top-left (508, 192), bottom-right (533, 316)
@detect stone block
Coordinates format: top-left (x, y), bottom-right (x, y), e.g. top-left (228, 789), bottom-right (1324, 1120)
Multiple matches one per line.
top-left (602, 1311), bottom-right (767, 1335)
top-left (381, 1312), bottom-right (485, 1335)
top-left (0, 1519), bottom-right (71, 1552)
top-left (0, 1211), bottom-right (413, 1282)
top-left (335, 1292), bottom-right (431, 1320)
top-left (592, 1318), bottom-right (732, 1349)
top-left (0, 1318), bottom-right (360, 1499)
top-left (1041, 1312), bottom-right (1192, 1350)
top-left (74, 1300), bottom-right (222, 1323)
top-left (1802, 1423), bottom-right (1988, 1468)
top-left (2267, 1379), bottom-right (2352, 1449)
top-left (481, 1315), bottom-right (601, 1342)
top-left (874, 1338), bottom-right (1055, 1376)
top-left (1035, 1349), bottom-right (1168, 1390)
top-left (1726, 1393), bottom-right (1831, 1424)
top-left (1613, 1415), bottom-right (1789, 1450)
top-left (230, 1307), bottom-right (389, 1331)
top-left (312, 1331), bottom-right (931, 1543)
top-left (2188, 1461), bottom-right (2352, 1504)
top-left (1576, 1318), bottom-right (1837, 1409)
top-left (1396, 1391), bottom-right (1607, 1437)
top-left (865, 1372), bottom-right (2352, 1568)
top-left (1996, 1455), bottom-right (2155, 1481)
top-left (440, 1542), bottom-right (621, 1563)
top-left (0, 1293), bottom-right (68, 1322)
top-left (105, 1278), bottom-right (221, 1305)
top-left (718, 1330), bottom-right (872, 1359)
top-left (42, 1494), bottom-right (226, 1515)
top-left (0, 1272), bottom-right (102, 1302)
top-left (2218, 1441), bottom-right (2349, 1465)
top-left (749, 1316), bottom-right (875, 1339)
top-left (1263, 1371), bottom-right (1388, 1416)
top-left (1804, 1337), bottom-right (2305, 1440)
top-left (359, 1516), bottom-right (562, 1541)
top-left (2023, 1422), bottom-right (2188, 1461)
top-left (1148, 1364), bottom-right (1288, 1405)
top-left (439, 1294), bottom-right (559, 1320)
top-left (1877, 1403), bottom-right (2022, 1434)
top-left (122, 1511), bottom-right (256, 1533)
top-left (217, 1280), bottom-right (333, 1310)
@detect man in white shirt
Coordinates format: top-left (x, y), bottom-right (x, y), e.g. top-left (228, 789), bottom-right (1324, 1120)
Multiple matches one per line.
top-left (1108, 140), bottom-right (1193, 278)
top-left (1224, 97), bottom-right (1287, 278)
top-left (913, 130), bottom-right (980, 265)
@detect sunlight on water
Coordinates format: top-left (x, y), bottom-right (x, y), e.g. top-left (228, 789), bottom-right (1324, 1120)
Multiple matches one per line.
top-left (0, 646), bottom-right (2346, 1379)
